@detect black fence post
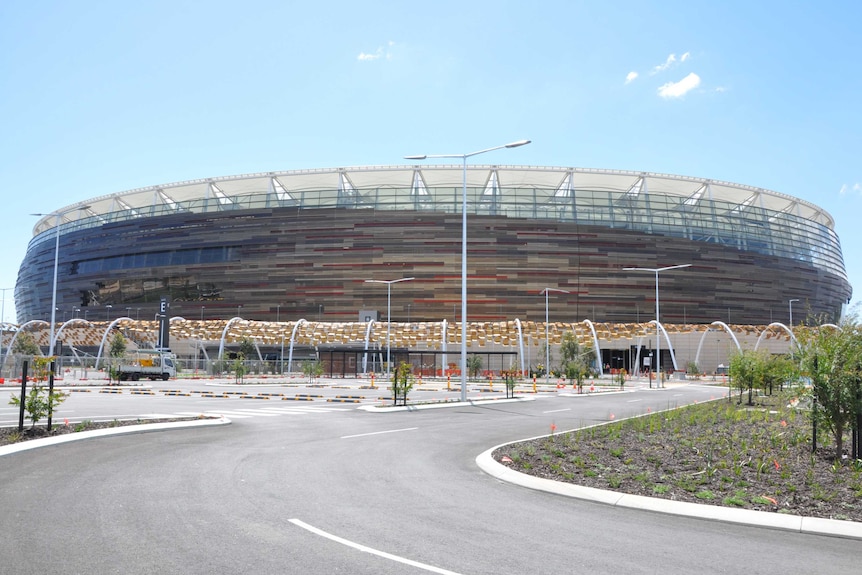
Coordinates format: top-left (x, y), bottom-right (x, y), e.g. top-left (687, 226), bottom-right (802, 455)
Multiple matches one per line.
top-left (812, 396), bottom-right (818, 454)
top-left (18, 360), bottom-right (28, 432)
top-left (47, 360), bottom-right (56, 431)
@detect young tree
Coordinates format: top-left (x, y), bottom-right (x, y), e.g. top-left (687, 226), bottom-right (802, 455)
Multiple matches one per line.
top-left (763, 353), bottom-right (797, 395)
top-left (108, 332), bottom-right (127, 383)
top-left (301, 359), bottom-right (324, 384)
top-left (232, 353), bottom-right (247, 384)
top-left (12, 332), bottom-right (40, 356)
top-left (728, 349), bottom-right (766, 405)
top-left (466, 355), bottom-right (483, 380)
top-left (238, 337), bottom-right (256, 359)
top-left (391, 361), bottom-right (415, 406)
top-left (9, 357), bottom-right (67, 429)
top-left (796, 322), bottom-right (862, 461)
top-left (560, 332), bottom-right (592, 392)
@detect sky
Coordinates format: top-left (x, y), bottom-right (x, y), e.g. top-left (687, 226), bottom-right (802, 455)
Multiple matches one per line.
top-left (1, 0), bottom-right (861, 323)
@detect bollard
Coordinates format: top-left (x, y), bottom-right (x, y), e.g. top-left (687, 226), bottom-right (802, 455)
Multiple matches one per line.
top-left (447, 374), bottom-right (451, 390)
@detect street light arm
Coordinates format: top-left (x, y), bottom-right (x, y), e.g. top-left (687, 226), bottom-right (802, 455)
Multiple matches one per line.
top-left (403, 140), bottom-right (530, 402)
top-left (624, 264), bottom-right (692, 273)
top-left (405, 140), bottom-right (530, 161)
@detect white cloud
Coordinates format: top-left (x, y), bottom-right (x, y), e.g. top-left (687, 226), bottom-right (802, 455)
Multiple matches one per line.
top-left (357, 41), bottom-right (395, 62)
top-left (657, 72), bottom-right (701, 98)
top-left (839, 183), bottom-right (862, 196)
top-left (625, 71), bottom-right (639, 84)
top-left (652, 53), bottom-right (677, 74)
top-left (651, 52), bottom-right (692, 74)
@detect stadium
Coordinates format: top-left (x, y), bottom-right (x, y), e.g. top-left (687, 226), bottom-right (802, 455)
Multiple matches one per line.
top-left (7, 165), bottom-right (853, 377)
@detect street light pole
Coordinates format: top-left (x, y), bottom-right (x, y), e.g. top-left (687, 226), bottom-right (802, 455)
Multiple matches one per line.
top-left (788, 298), bottom-right (799, 328)
top-left (276, 303), bottom-right (283, 374)
top-left (31, 205), bottom-right (89, 358)
top-left (540, 288), bottom-right (569, 384)
top-left (405, 139), bottom-right (530, 401)
top-left (623, 264), bottom-right (691, 388)
top-left (365, 277), bottom-right (414, 378)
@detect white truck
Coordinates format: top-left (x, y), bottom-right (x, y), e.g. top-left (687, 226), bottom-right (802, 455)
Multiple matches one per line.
top-left (118, 349), bottom-right (177, 381)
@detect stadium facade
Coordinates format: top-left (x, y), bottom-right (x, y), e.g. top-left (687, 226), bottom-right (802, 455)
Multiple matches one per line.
top-left (15, 165), bottom-right (852, 326)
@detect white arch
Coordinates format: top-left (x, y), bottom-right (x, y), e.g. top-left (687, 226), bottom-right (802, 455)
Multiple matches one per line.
top-left (54, 318), bottom-right (91, 346)
top-left (2, 320), bottom-right (49, 368)
top-left (754, 322), bottom-right (798, 351)
top-left (694, 321), bottom-right (742, 370)
top-left (95, 317), bottom-right (134, 368)
top-left (362, 319), bottom-right (375, 373)
top-left (649, 320), bottom-right (684, 372)
top-left (53, 318), bottom-right (91, 356)
top-left (582, 319), bottom-right (604, 376)
top-left (287, 319), bottom-right (308, 373)
top-left (514, 318), bottom-right (525, 374)
top-left (217, 317), bottom-right (244, 360)
top-left (441, 319), bottom-right (448, 373)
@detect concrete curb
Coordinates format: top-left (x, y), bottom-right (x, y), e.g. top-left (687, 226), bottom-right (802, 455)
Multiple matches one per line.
top-left (0, 417), bottom-right (231, 458)
top-left (358, 396), bottom-right (535, 413)
top-left (476, 445), bottom-right (862, 540)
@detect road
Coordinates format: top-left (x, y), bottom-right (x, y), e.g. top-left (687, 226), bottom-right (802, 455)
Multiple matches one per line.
top-left (1, 379), bottom-right (860, 574)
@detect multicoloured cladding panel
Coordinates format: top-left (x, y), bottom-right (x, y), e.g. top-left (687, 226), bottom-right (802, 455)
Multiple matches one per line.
top-left (17, 201), bottom-right (850, 325)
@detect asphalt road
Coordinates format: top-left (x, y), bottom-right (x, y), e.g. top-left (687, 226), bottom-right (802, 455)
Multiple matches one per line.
top-left (1, 380), bottom-right (860, 574)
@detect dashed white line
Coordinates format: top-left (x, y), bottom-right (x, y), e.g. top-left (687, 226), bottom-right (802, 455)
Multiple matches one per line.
top-left (289, 518), bottom-right (464, 575)
top-left (542, 408), bottom-right (571, 414)
top-left (341, 427), bottom-right (418, 439)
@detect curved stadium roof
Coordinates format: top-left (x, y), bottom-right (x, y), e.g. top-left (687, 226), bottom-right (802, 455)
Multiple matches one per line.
top-left (29, 165), bottom-right (845, 284)
top-left (33, 164), bottom-right (835, 233)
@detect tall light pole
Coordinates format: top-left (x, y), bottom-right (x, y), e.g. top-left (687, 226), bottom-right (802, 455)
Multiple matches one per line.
top-left (541, 288), bottom-right (569, 384)
top-left (788, 298), bottom-right (799, 328)
top-left (365, 277), bottom-right (414, 378)
top-left (31, 205), bottom-right (89, 358)
top-left (276, 303), bottom-right (283, 374)
top-left (405, 139), bottom-right (531, 401)
top-left (623, 264), bottom-right (691, 388)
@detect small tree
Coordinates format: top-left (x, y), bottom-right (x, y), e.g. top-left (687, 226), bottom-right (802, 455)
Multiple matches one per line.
top-left (616, 368), bottom-right (627, 389)
top-left (9, 357), bottom-right (68, 430)
top-left (796, 321), bottom-right (862, 461)
top-left (232, 353), bottom-right (247, 384)
top-left (560, 332), bottom-right (591, 392)
top-left (391, 361), bottom-right (415, 406)
top-left (301, 360), bottom-right (324, 384)
top-left (12, 332), bottom-right (40, 356)
top-left (728, 349), bottom-right (766, 405)
top-left (763, 354), bottom-right (797, 395)
top-left (108, 332), bottom-right (127, 383)
top-left (686, 361), bottom-right (700, 379)
top-left (466, 355), bottom-right (483, 380)
top-left (501, 364), bottom-right (520, 398)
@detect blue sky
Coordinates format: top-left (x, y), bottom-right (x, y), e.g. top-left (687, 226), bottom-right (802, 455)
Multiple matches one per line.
top-left (1, 0), bottom-right (860, 323)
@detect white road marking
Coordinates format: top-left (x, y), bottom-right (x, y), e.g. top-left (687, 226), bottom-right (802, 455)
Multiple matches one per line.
top-left (341, 427), bottom-right (418, 439)
top-left (289, 518), bottom-right (464, 575)
top-left (542, 408), bottom-right (571, 414)
top-left (173, 410), bottom-right (252, 419)
top-left (627, 399), bottom-right (642, 403)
